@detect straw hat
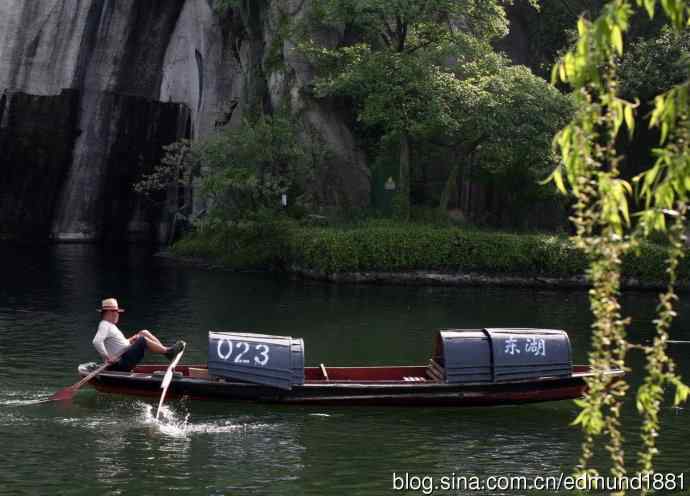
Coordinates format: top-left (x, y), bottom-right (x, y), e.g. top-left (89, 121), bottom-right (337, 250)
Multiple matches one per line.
top-left (99, 298), bottom-right (125, 313)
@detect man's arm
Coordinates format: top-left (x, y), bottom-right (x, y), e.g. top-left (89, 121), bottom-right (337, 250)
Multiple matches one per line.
top-left (93, 323), bottom-right (117, 363)
top-left (92, 332), bottom-right (110, 361)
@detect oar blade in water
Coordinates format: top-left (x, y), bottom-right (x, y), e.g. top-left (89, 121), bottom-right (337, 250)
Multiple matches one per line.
top-left (48, 386), bottom-right (77, 402)
top-left (47, 361), bottom-right (111, 402)
top-left (156, 343), bottom-right (186, 420)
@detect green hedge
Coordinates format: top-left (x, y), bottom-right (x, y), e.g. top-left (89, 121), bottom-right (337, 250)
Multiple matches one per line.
top-left (172, 220), bottom-right (689, 284)
top-left (287, 224), bottom-right (587, 276)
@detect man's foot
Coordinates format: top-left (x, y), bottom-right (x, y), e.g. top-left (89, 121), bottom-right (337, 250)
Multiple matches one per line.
top-left (164, 340), bottom-right (186, 361)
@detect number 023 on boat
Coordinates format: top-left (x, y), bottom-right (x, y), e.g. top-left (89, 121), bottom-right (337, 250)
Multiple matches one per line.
top-left (77, 329), bottom-right (623, 407)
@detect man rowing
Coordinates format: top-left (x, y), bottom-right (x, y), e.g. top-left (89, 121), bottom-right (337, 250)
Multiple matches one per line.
top-left (93, 298), bottom-right (185, 372)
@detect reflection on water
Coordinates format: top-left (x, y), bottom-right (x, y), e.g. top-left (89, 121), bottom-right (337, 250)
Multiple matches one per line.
top-left (0, 243), bottom-right (689, 495)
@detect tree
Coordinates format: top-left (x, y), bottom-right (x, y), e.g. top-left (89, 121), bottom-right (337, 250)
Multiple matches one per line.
top-left (193, 113), bottom-right (323, 222)
top-left (438, 64), bottom-right (573, 219)
top-left (550, 0), bottom-right (690, 487)
top-left (616, 26), bottom-right (690, 176)
top-left (618, 26), bottom-right (690, 101)
top-left (304, 0), bottom-right (569, 224)
top-left (303, 0), bottom-right (511, 219)
top-left (136, 113), bottom-right (325, 224)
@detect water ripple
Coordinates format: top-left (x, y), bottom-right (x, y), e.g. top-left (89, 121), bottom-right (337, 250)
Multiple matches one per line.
top-left (2, 243), bottom-right (690, 495)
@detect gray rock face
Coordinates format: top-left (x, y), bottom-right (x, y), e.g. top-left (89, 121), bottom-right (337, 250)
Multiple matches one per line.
top-left (0, 89), bottom-right (80, 239)
top-left (160, 0), bottom-right (243, 137)
top-left (263, 0), bottom-right (370, 208)
top-left (0, 0), bottom-right (190, 241)
top-left (0, 0), bottom-right (371, 241)
top-left (51, 1), bottom-right (189, 242)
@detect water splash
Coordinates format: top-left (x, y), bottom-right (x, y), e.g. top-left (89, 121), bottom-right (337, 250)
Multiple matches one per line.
top-left (138, 402), bottom-right (270, 438)
top-left (141, 402), bottom-right (190, 437)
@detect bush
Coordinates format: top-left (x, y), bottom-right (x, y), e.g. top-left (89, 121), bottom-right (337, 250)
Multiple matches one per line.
top-left (172, 215), bottom-right (295, 270)
top-left (286, 222), bottom-right (586, 276)
top-left (172, 219), bottom-right (689, 284)
top-left (193, 113), bottom-right (322, 223)
top-left (287, 221), bottom-right (687, 284)
top-left (623, 242), bottom-right (690, 282)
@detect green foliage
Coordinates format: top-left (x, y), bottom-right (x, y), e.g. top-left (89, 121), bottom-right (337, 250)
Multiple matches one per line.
top-left (288, 221), bottom-right (689, 277)
top-left (301, 0), bottom-right (513, 221)
top-left (138, 113), bottom-right (328, 239)
top-left (618, 27), bottom-right (690, 100)
top-left (302, 0), bottom-right (570, 223)
top-left (134, 139), bottom-right (194, 203)
top-left (173, 218), bottom-right (690, 280)
top-left (456, 65), bottom-right (574, 191)
top-left (311, 0), bottom-right (510, 47)
top-left (172, 214), bottom-right (296, 270)
top-left (305, 0), bottom-right (512, 137)
top-left (193, 113), bottom-right (324, 222)
top-left (312, 46), bottom-right (462, 137)
top-left (288, 222), bottom-right (583, 274)
top-left (550, 0), bottom-right (690, 485)
top-left (520, 1), bottom-right (607, 78)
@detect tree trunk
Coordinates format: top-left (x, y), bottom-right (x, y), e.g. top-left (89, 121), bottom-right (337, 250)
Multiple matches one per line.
top-left (439, 162), bottom-right (460, 212)
top-left (397, 132), bottom-right (411, 221)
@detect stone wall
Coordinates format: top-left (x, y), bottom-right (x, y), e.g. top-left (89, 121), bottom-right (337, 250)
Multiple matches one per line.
top-left (0, 0), bottom-right (371, 242)
top-left (0, 89), bottom-right (79, 239)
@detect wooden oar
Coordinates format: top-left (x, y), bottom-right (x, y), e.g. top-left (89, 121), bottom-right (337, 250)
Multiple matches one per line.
top-left (48, 362), bottom-right (110, 402)
top-left (156, 343), bottom-right (186, 420)
top-left (48, 348), bottom-right (129, 402)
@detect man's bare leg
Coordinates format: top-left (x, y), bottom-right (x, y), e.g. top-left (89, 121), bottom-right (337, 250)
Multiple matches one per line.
top-left (141, 336), bottom-right (169, 354)
top-left (136, 330), bottom-right (164, 347)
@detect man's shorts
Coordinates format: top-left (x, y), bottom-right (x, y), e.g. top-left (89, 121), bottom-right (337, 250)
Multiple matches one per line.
top-left (109, 335), bottom-right (146, 372)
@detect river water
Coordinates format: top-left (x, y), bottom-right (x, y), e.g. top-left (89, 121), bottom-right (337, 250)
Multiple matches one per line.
top-left (0, 244), bottom-right (689, 495)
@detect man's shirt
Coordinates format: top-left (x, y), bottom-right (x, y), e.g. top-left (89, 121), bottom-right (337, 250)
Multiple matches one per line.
top-left (92, 320), bottom-right (129, 360)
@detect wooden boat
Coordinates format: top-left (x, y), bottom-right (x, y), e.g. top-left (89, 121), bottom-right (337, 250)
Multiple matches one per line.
top-left (77, 329), bottom-right (623, 407)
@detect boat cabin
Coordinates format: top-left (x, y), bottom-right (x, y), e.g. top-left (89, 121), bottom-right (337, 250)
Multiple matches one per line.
top-left (430, 328), bottom-right (572, 383)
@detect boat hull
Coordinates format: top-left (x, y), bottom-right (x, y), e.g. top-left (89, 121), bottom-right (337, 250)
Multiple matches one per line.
top-left (79, 364), bottom-right (622, 407)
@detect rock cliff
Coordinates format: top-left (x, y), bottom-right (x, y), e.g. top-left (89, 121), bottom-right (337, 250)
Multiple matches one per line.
top-left (0, 0), bottom-right (370, 242)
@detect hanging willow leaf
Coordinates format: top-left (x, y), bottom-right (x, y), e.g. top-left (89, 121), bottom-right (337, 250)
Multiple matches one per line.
top-left (641, 0), bottom-right (656, 18)
top-left (611, 25), bottom-right (624, 54)
top-left (624, 104), bottom-right (635, 138)
top-left (673, 379), bottom-right (690, 406)
top-left (650, 94), bottom-right (666, 128)
top-left (549, 0), bottom-right (690, 484)
top-left (552, 168), bottom-right (567, 193)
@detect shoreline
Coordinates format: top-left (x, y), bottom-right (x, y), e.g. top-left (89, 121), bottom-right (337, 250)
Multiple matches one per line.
top-left (157, 252), bottom-right (687, 292)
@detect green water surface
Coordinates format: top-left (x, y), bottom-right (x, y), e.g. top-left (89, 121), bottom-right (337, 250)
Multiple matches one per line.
top-left (0, 244), bottom-right (688, 495)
